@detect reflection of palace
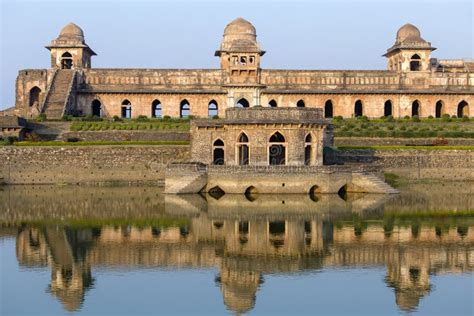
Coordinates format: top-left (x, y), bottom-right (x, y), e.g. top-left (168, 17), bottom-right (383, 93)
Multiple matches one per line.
top-left (9, 198), bottom-right (474, 314)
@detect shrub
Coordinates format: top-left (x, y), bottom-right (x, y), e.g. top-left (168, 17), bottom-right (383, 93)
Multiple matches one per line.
top-left (403, 115), bottom-right (410, 120)
top-left (384, 115), bottom-right (395, 122)
top-left (399, 125), bottom-right (407, 131)
top-left (66, 137), bottom-right (80, 143)
top-left (162, 115), bottom-right (171, 121)
top-left (62, 115), bottom-right (73, 121)
top-left (36, 113), bottom-right (47, 122)
top-left (136, 115), bottom-right (149, 122)
top-left (387, 125), bottom-right (395, 130)
top-left (333, 116), bottom-right (344, 122)
top-left (357, 115), bottom-right (369, 122)
top-left (5, 136), bottom-right (18, 145)
top-left (461, 115), bottom-right (470, 122)
top-left (112, 115), bottom-right (122, 122)
top-left (441, 114), bottom-right (451, 122)
top-left (411, 115), bottom-right (420, 122)
top-left (212, 115), bottom-right (220, 119)
top-left (428, 115), bottom-right (434, 119)
top-left (451, 115), bottom-right (457, 119)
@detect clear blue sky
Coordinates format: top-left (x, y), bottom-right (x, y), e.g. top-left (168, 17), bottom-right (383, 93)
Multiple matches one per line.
top-left (0, 0), bottom-right (472, 110)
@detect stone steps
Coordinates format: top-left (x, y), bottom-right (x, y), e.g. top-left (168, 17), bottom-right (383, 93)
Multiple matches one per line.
top-left (42, 70), bottom-right (75, 119)
top-left (353, 173), bottom-right (399, 194)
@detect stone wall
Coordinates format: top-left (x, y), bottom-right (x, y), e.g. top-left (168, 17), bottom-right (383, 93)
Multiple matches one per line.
top-left (338, 149), bottom-right (474, 180)
top-left (60, 130), bottom-right (189, 142)
top-left (0, 145), bottom-right (189, 184)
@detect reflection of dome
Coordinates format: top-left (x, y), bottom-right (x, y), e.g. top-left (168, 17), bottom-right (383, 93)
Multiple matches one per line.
top-left (217, 268), bottom-right (263, 314)
top-left (396, 23), bottom-right (424, 44)
top-left (217, 17), bottom-right (263, 55)
top-left (58, 23), bottom-right (85, 42)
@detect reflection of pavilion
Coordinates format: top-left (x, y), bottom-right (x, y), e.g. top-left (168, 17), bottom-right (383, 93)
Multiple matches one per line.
top-left (10, 195), bottom-right (474, 314)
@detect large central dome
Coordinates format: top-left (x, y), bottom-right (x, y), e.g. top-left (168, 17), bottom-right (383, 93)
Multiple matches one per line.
top-left (58, 22), bottom-right (85, 42)
top-left (217, 17), bottom-right (263, 55)
top-left (396, 23), bottom-right (424, 44)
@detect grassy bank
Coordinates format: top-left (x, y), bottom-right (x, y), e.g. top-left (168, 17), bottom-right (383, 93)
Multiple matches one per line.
top-left (337, 145), bottom-right (474, 150)
top-left (11, 140), bottom-right (189, 146)
top-left (70, 118), bottom-right (190, 131)
top-left (332, 116), bottom-right (474, 138)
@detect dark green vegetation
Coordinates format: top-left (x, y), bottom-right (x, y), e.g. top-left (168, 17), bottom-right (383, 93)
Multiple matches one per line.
top-left (332, 116), bottom-right (474, 138)
top-left (338, 145), bottom-right (474, 150)
top-left (12, 140), bottom-right (189, 146)
top-left (1, 217), bottom-right (190, 229)
top-left (70, 118), bottom-right (190, 131)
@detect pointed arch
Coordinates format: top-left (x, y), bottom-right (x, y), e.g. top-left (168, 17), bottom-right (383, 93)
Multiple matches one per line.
top-left (324, 100), bottom-right (333, 118)
top-left (237, 132), bottom-right (249, 165)
top-left (269, 132), bottom-right (286, 165)
top-left (91, 99), bottom-right (101, 117)
top-left (305, 133), bottom-right (314, 166)
top-left (212, 138), bottom-right (225, 165)
top-left (208, 100), bottom-right (218, 117)
top-left (412, 100), bottom-right (420, 117)
top-left (61, 52), bottom-right (73, 69)
top-left (180, 99), bottom-right (190, 118)
top-left (435, 100), bottom-right (444, 118)
top-left (296, 99), bottom-right (305, 108)
top-left (457, 100), bottom-right (469, 118)
top-left (152, 99), bottom-right (162, 118)
top-left (354, 100), bottom-right (363, 117)
top-left (410, 54), bottom-right (421, 71)
top-left (236, 98), bottom-right (249, 108)
top-left (269, 99), bottom-right (277, 107)
top-left (121, 99), bottom-right (132, 118)
top-left (384, 100), bottom-right (392, 117)
top-left (29, 86), bottom-right (42, 107)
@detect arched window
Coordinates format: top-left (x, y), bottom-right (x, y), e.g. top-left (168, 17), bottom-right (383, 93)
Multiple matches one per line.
top-left (354, 100), bottom-right (363, 117)
top-left (236, 98), bottom-right (249, 108)
top-left (384, 100), bottom-right (392, 117)
top-left (151, 100), bottom-right (162, 118)
top-left (208, 100), bottom-right (218, 117)
top-left (412, 100), bottom-right (420, 117)
top-left (435, 100), bottom-right (444, 118)
top-left (121, 99), bottom-right (132, 118)
top-left (61, 52), bottom-right (73, 69)
top-left (297, 99), bottom-right (305, 108)
top-left (457, 100), bottom-right (469, 118)
top-left (91, 99), bottom-right (101, 117)
top-left (180, 99), bottom-right (190, 118)
top-left (410, 54), bottom-right (421, 71)
top-left (324, 100), bottom-right (333, 118)
top-left (213, 139), bottom-right (225, 165)
top-left (237, 132), bottom-right (249, 165)
top-left (29, 87), bottom-right (41, 107)
top-left (304, 133), bottom-right (314, 166)
top-left (269, 99), bottom-right (277, 107)
top-left (269, 132), bottom-right (286, 165)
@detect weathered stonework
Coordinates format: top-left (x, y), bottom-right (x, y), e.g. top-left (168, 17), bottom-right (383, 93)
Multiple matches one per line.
top-left (5, 19), bottom-right (472, 120)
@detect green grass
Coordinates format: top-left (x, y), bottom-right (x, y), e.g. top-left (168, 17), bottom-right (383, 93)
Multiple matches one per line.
top-left (1, 217), bottom-right (190, 229)
top-left (70, 119), bottom-right (190, 131)
top-left (337, 145), bottom-right (474, 150)
top-left (333, 117), bottom-right (474, 138)
top-left (13, 140), bottom-right (189, 146)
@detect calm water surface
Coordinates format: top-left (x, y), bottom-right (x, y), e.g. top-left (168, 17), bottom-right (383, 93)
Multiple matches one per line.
top-left (1, 182), bottom-right (473, 315)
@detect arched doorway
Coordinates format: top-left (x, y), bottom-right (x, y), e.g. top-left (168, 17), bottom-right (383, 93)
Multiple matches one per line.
top-left (180, 99), bottom-right (190, 118)
top-left (412, 100), bottom-right (420, 117)
top-left (324, 100), bottom-right (333, 118)
top-left (236, 98), bottom-right (249, 108)
top-left (269, 132), bottom-right (286, 165)
top-left (354, 100), bottom-right (363, 117)
top-left (212, 139), bottom-right (225, 165)
top-left (410, 54), bottom-right (421, 71)
top-left (297, 99), bottom-right (305, 108)
top-left (61, 52), bottom-right (73, 69)
top-left (304, 133), bottom-right (314, 166)
top-left (208, 100), bottom-right (218, 117)
top-left (152, 100), bottom-right (162, 118)
top-left (384, 100), bottom-right (392, 117)
top-left (435, 100), bottom-right (444, 118)
top-left (269, 99), bottom-right (277, 107)
top-left (457, 101), bottom-right (469, 118)
top-left (121, 99), bottom-right (132, 118)
top-left (91, 99), bottom-right (101, 117)
top-left (237, 132), bottom-right (249, 165)
top-left (29, 87), bottom-right (41, 107)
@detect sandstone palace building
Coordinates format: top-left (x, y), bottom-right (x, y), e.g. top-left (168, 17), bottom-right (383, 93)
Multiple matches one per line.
top-left (5, 18), bottom-right (473, 119)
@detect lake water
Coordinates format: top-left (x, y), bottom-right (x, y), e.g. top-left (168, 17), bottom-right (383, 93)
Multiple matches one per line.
top-left (1, 182), bottom-right (473, 315)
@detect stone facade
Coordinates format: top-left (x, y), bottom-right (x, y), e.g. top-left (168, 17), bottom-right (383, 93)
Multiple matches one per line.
top-left (6, 19), bottom-right (472, 120)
